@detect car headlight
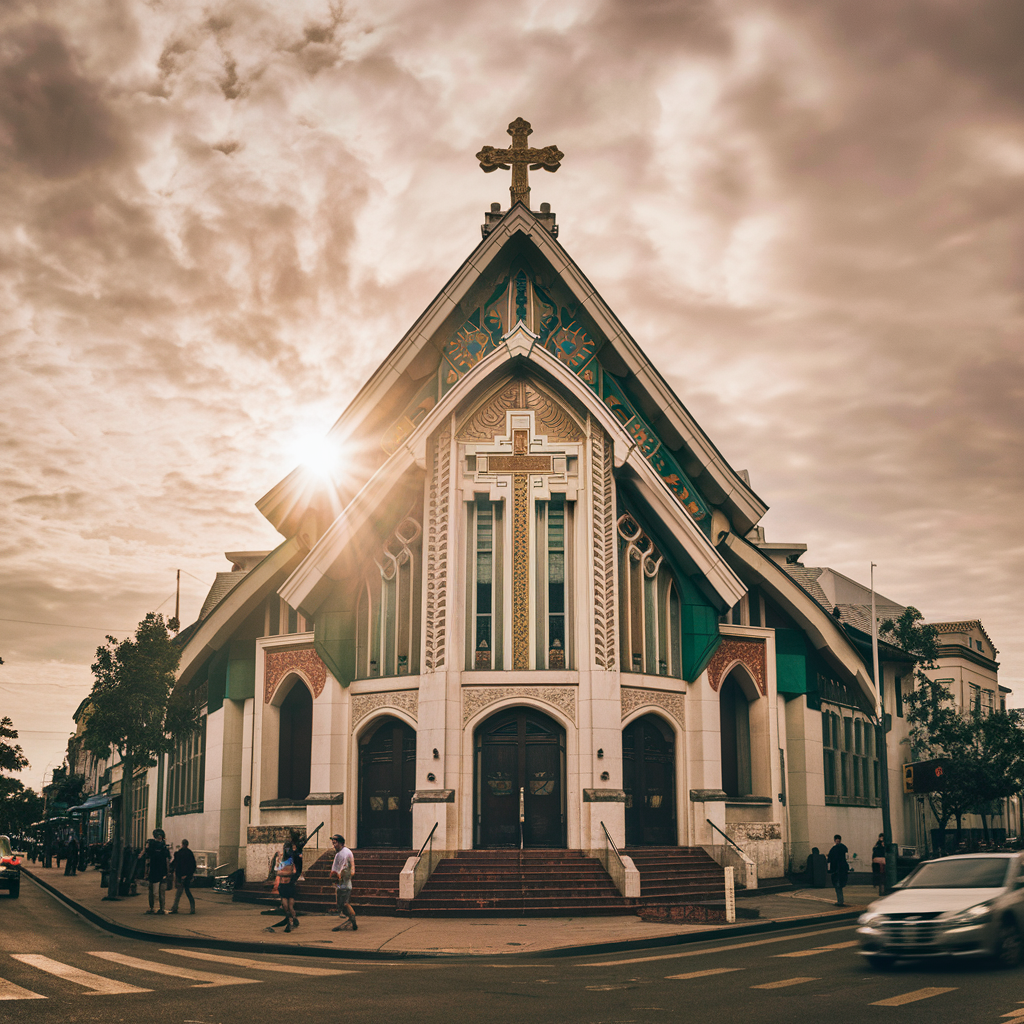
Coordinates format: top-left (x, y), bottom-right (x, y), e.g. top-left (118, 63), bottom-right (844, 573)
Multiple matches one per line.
top-left (947, 902), bottom-right (993, 926)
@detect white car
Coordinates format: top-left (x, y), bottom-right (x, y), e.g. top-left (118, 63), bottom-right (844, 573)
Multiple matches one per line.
top-left (857, 853), bottom-right (1024, 968)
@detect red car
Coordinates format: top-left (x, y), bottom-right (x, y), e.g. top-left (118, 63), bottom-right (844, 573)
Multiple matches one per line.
top-left (0, 835), bottom-right (21, 898)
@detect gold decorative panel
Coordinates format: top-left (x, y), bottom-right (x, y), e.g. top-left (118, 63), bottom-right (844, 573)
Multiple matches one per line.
top-left (591, 424), bottom-right (616, 670)
top-left (512, 472), bottom-right (530, 670)
top-left (707, 638), bottom-right (768, 696)
top-left (462, 685), bottom-right (577, 725)
top-left (264, 647), bottom-right (327, 703)
top-left (424, 429), bottom-right (451, 672)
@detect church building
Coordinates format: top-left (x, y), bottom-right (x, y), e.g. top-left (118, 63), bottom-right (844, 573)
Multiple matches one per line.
top-left (166, 121), bottom-right (906, 891)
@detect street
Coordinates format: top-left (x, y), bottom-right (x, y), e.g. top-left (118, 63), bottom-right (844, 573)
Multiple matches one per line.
top-left (2, 877), bottom-right (1023, 1024)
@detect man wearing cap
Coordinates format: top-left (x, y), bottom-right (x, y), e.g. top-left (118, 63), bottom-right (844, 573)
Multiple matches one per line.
top-left (329, 834), bottom-right (357, 931)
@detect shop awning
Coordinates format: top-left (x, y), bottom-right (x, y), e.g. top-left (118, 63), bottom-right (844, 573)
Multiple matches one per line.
top-left (68, 795), bottom-right (110, 814)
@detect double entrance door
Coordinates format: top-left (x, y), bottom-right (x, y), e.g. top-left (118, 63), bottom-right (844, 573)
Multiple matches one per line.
top-left (623, 714), bottom-right (677, 846)
top-left (358, 717), bottom-right (415, 848)
top-left (476, 708), bottom-right (566, 848)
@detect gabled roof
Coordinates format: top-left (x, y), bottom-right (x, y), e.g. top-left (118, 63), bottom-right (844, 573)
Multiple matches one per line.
top-left (927, 619), bottom-right (999, 656)
top-left (258, 205), bottom-right (768, 546)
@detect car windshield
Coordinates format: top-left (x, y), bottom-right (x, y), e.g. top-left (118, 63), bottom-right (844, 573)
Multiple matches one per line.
top-left (903, 858), bottom-right (1010, 889)
top-left (0, 836), bottom-right (11, 857)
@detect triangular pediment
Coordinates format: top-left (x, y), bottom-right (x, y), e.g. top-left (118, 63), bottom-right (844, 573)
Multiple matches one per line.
top-left (258, 205), bottom-right (765, 549)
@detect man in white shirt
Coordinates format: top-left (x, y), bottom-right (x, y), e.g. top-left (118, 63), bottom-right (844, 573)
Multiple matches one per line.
top-left (329, 834), bottom-right (357, 932)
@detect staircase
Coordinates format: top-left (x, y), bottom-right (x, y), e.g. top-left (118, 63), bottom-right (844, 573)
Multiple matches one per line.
top-left (233, 848), bottom-right (413, 916)
top-left (625, 846), bottom-right (727, 903)
top-left (401, 850), bottom-right (637, 917)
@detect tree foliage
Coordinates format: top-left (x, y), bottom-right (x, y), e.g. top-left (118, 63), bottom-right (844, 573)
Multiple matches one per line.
top-left (83, 613), bottom-right (185, 898)
top-left (884, 607), bottom-right (1024, 848)
top-left (0, 716), bottom-right (30, 776)
top-left (0, 780), bottom-right (44, 836)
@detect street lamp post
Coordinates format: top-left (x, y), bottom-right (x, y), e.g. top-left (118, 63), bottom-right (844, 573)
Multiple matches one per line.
top-left (871, 563), bottom-right (898, 891)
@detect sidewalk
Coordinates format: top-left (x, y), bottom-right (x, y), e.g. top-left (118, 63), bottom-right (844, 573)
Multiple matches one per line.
top-left (22, 863), bottom-right (874, 959)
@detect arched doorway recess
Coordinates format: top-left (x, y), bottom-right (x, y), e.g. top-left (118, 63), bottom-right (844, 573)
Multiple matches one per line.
top-left (622, 714), bottom-right (676, 846)
top-left (278, 679), bottom-right (312, 801)
top-left (475, 707), bottom-right (566, 849)
top-left (720, 673), bottom-right (753, 797)
top-left (358, 716), bottom-right (416, 848)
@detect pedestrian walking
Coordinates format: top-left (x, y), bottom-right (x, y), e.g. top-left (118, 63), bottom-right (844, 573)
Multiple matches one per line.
top-left (64, 835), bottom-right (79, 876)
top-left (826, 833), bottom-right (850, 906)
top-left (169, 839), bottom-right (197, 914)
top-left (329, 834), bottom-right (357, 932)
top-left (268, 830), bottom-right (306, 930)
top-left (274, 849), bottom-right (298, 932)
top-left (139, 829), bottom-right (171, 914)
top-left (871, 833), bottom-right (886, 896)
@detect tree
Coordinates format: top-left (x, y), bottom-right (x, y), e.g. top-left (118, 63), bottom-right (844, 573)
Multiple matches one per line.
top-left (82, 613), bottom-right (190, 900)
top-left (0, 780), bottom-right (44, 837)
top-left (0, 716), bottom-right (30, 805)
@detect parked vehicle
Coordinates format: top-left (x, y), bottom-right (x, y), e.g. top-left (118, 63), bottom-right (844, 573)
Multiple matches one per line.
top-left (857, 853), bottom-right (1024, 968)
top-left (0, 835), bottom-right (22, 898)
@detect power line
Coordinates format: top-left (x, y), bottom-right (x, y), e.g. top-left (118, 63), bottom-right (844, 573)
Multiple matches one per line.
top-left (0, 617), bottom-right (134, 633)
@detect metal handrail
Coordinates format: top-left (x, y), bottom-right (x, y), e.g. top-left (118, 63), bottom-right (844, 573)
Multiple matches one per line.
top-left (600, 821), bottom-right (626, 869)
top-left (416, 820), bottom-right (439, 860)
top-left (706, 818), bottom-right (745, 855)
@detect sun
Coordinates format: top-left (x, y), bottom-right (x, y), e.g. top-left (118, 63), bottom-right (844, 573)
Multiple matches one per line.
top-left (290, 429), bottom-right (346, 481)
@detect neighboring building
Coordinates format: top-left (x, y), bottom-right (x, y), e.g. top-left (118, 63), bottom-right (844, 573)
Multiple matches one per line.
top-left (81, 191), bottom-right (1011, 892)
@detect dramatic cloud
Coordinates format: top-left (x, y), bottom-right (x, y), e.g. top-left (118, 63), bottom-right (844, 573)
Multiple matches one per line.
top-left (2, 0), bottom-right (1022, 787)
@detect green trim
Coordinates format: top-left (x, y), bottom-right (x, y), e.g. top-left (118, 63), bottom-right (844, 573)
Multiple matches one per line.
top-left (313, 588), bottom-right (359, 688)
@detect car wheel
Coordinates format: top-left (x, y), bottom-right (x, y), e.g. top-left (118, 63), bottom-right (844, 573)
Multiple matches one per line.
top-left (994, 921), bottom-right (1023, 969)
top-left (866, 955), bottom-right (895, 970)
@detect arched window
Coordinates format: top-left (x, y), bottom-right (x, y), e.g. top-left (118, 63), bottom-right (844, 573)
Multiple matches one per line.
top-left (719, 674), bottom-right (752, 797)
top-left (618, 513), bottom-right (682, 677)
top-left (277, 680), bottom-right (313, 801)
top-left (354, 516), bottom-right (422, 679)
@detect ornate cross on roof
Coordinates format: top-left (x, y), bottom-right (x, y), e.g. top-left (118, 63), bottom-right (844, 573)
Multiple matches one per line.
top-left (477, 118), bottom-right (563, 210)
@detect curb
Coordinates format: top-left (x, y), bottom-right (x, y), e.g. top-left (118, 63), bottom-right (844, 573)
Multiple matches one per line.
top-left (23, 868), bottom-right (862, 961)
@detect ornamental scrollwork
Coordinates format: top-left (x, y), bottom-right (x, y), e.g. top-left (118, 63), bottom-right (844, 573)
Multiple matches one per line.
top-left (462, 686), bottom-right (577, 726)
top-left (352, 689), bottom-right (419, 726)
top-left (621, 687), bottom-right (685, 727)
top-left (264, 648), bottom-right (327, 704)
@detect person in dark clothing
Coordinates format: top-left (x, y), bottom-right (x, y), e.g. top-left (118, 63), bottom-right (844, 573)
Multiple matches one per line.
top-left (827, 834), bottom-right (850, 906)
top-left (139, 829), bottom-right (171, 914)
top-left (169, 839), bottom-right (197, 914)
top-left (64, 835), bottom-right (79, 876)
top-left (268, 830), bottom-right (306, 930)
top-left (871, 833), bottom-right (886, 896)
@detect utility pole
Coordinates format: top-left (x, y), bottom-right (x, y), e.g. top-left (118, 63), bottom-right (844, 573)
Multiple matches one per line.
top-left (173, 569), bottom-right (180, 633)
top-left (871, 563), bottom-right (898, 891)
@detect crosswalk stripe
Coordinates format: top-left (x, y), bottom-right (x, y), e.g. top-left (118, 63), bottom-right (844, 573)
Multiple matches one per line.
top-left (870, 987), bottom-right (956, 1007)
top-left (582, 926), bottom-right (854, 966)
top-left (161, 950), bottom-right (357, 976)
top-left (666, 968), bottom-right (744, 980)
top-left (0, 977), bottom-right (46, 1001)
top-left (89, 952), bottom-right (259, 988)
top-left (11, 955), bottom-right (151, 995)
top-left (752, 977), bottom-right (819, 989)
top-left (773, 941), bottom-right (858, 958)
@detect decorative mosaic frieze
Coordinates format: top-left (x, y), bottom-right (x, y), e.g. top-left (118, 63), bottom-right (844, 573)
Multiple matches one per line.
top-left (462, 685), bottom-right (577, 726)
top-left (424, 428), bottom-right (451, 672)
top-left (264, 647), bottom-right (327, 704)
top-left (707, 637), bottom-right (768, 696)
top-left (351, 689), bottom-right (419, 726)
top-left (727, 822), bottom-right (782, 841)
top-left (591, 425), bottom-right (616, 670)
top-left (620, 687), bottom-right (685, 727)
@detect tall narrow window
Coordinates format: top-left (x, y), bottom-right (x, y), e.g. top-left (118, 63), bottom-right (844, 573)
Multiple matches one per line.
top-left (475, 499), bottom-right (494, 669)
top-left (535, 496), bottom-right (570, 669)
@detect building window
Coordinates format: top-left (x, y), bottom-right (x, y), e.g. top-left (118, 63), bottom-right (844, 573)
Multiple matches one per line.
top-left (618, 513), bottom-right (682, 678)
top-left (822, 706), bottom-right (879, 807)
top-left (129, 773), bottom-right (149, 851)
top-left (969, 683), bottom-right (981, 715)
top-left (536, 495), bottom-right (572, 669)
top-left (167, 712), bottom-right (207, 816)
top-left (354, 516), bottom-right (422, 679)
top-left (466, 498), bottom-right (503, 670)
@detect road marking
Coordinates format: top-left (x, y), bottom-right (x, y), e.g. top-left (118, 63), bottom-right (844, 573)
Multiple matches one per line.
top-left (11, 955), bottom-right (151, 995)
top-left (582, 926), bottom-right (855, 966)
top-left (89, 952), bottom-right (259, 988)
top-left (773, 941), bottom-right (858, 957)
top-left (666, 968), bottom-right (745, 980)
top-left (0, 978), bottom-right (46, 1001)
top-left (752, 977), bottom-right (819, 989)
top-left (871, 987), bottom-right (956, 1006)
top-left (161, 950), bottom-right (357, 976)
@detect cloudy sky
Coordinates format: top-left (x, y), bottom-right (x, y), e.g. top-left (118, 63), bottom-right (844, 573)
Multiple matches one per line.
top-left (2, 0), bottom-right (1022, 791)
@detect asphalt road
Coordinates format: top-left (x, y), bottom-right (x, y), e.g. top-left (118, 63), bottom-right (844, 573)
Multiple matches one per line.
top-left (3, 876), bottom-right (1024, 1024)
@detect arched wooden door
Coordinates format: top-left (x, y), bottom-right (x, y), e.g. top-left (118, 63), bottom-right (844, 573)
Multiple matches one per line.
top-left (623, 714), bottom-right (677, 846)
top-left (358, 717), bottom-right (416, 848)
top-left (278, 681), bottom-right (313, 801)
top-left (475, 708), bottom-right (566, 848)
